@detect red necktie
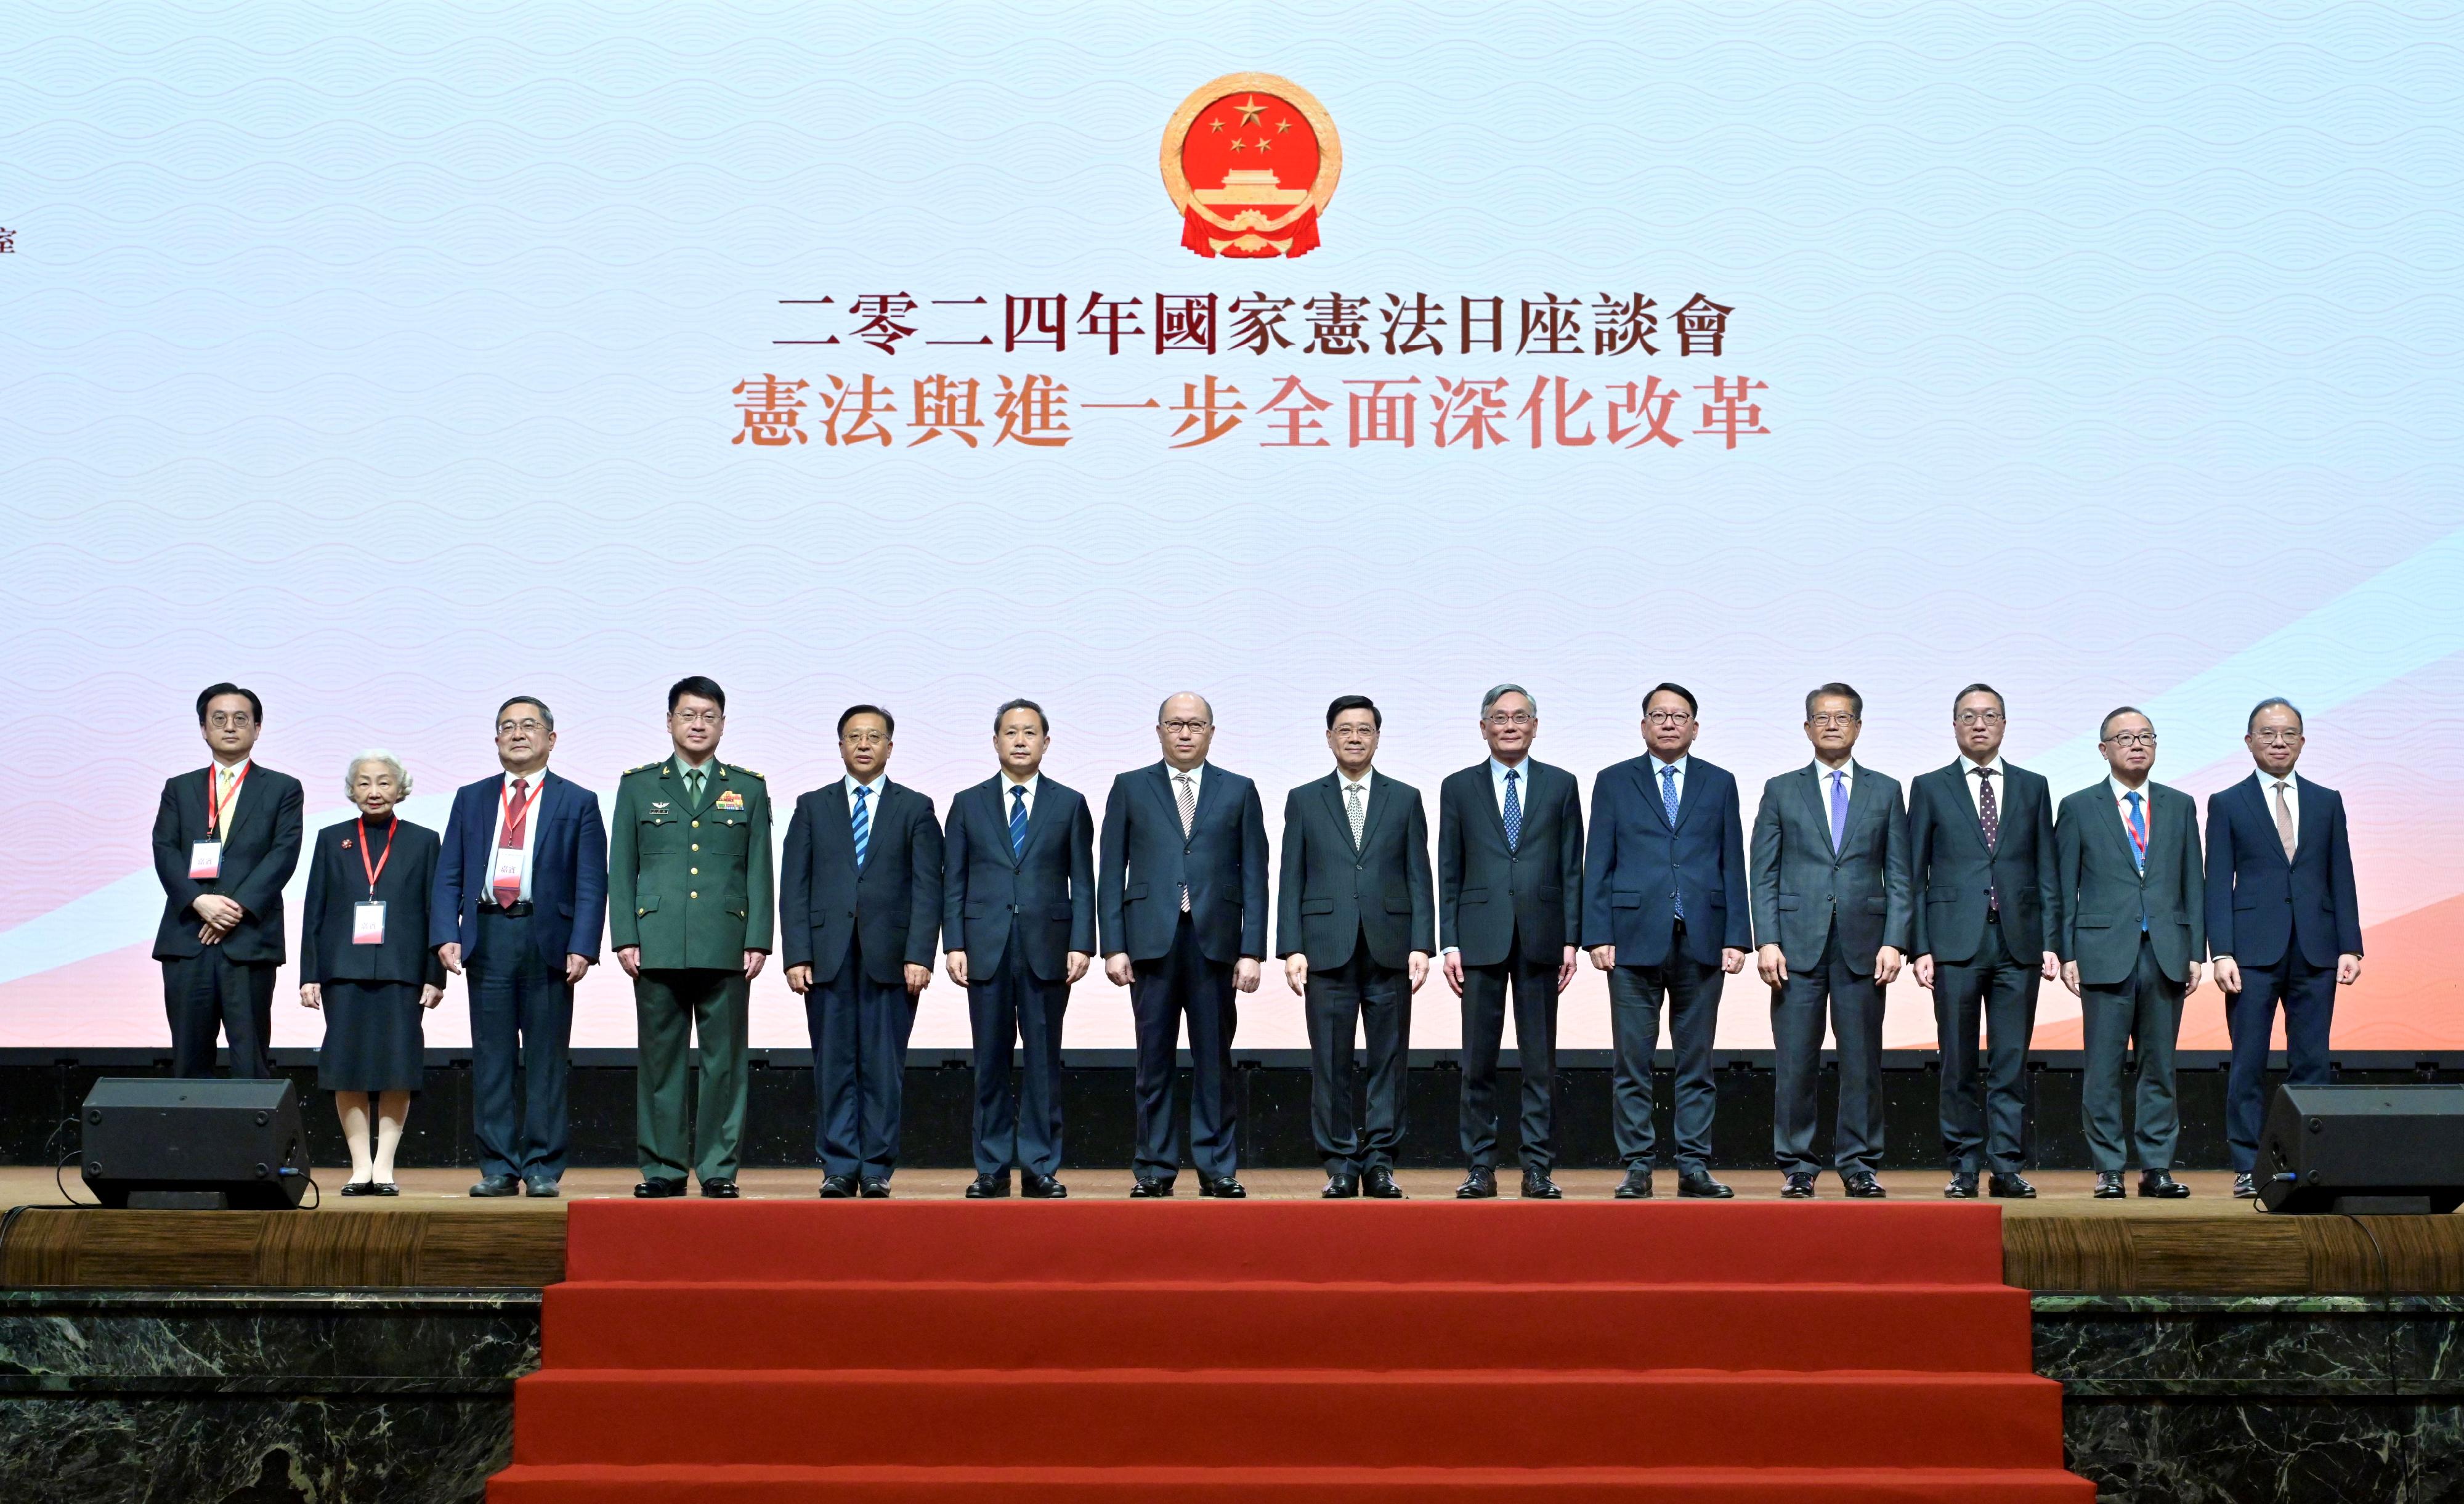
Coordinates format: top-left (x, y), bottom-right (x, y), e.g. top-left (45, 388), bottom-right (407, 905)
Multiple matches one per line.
top-left (494, 778), bottom-right (530, 908)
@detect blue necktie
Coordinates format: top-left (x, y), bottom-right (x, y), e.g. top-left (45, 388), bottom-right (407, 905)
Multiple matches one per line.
top-left (2125, 789), bottom-right (2149, 931)
top-left (1501, 768), bottom-right (1521, 853)
top-left (1009, 785), bottom-right (1028, 858)
top-left (1828, 770), bottom-right (1849, 851)
top-left (850, 784), bottom-right (870, 868)
top-left (1663, 766), bottom-right (1684, 920)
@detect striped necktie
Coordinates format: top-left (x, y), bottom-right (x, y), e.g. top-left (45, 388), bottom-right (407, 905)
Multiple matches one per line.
top-left (850, 784), bottom-right (871, 868)
top-left (1009, 785), bottom-right (1029, 857)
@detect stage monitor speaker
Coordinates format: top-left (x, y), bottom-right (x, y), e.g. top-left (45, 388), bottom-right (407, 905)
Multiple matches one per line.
top-left (2258, 1083), bottom-right (2464, 1215)
top-left (79, 1078), bottom-right (311, 1210)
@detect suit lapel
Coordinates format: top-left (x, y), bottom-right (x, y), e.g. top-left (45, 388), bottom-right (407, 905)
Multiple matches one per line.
top-left (1020, 779), bottom-right (1059, 863)
top-left (1798, 765), bottom-right (1836, 860)
top-left (988, 779), bottom-right (1025, 868)
top-left (2101, 783), bottom-right (2146, 877)
top-left (1475, 762), bottom-right (1511, 845)
top-left (1318, 774), bottom-right (1353, 850)
top-left (2293, 778), bottom-right (2325, 864)
top-left (1357, 771), bottom-right (1396, 854)
top-left (824, 782), bottom-right (859, 871)
top-left (1946, 763), bottom-right (1992, 857)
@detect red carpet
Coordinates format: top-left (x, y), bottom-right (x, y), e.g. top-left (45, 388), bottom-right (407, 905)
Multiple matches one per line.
top-left (489, 1198), bottom-right (2092, 1501)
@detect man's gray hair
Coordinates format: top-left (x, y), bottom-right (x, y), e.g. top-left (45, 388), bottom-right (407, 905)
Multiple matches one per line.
top-left (1481, 683), bottom-right (1537, 717)
top-left (1156, 691), bottom-right (1215, 723)
top-left (342, 749), bottom-right (412, 802)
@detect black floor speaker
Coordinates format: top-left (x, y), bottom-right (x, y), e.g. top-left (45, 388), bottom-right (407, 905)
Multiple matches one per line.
top-left (79, 1078), bottom-right (312, 1209)
top-left (2258, 1083), bottom-right (2464, 1215)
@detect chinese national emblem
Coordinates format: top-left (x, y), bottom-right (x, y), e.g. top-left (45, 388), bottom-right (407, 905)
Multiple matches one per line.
top-left (1161, 73), bottom-right (1340, 258)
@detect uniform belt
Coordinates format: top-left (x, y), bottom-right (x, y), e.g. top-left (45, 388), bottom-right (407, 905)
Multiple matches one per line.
top-left (479, 900), bottom-right (535, 917)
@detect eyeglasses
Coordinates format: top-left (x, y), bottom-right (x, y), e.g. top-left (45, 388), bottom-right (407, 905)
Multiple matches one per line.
top-left (1161, 720), bottom-right (1212, 733)
top-left (1643, 710), bottom-right (1693, 727)
top-left (1954, 710), bottom-right (2004, 726)
top-left (1483, 712), bottom-right (1534, 727)
top-left (2251, 730), bottom-right (2302, 745)
top-left (670, 710), bottom-right (723, 727)
top-left (496, 718), bottom-right (546, 735)
top-left (1809, 713), bottom-right (1859, 729)
top-left (205, 712), bottom-right (254, 729)
top-left (2105, 732), bottom-right (2157, 749)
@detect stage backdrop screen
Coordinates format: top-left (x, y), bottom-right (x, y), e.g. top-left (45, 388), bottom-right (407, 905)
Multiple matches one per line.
top-left (2, 2), bottom-right (2457, 1053)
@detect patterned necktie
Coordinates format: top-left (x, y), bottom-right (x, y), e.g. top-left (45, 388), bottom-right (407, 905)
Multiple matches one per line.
top-left (1009, 784), bottom-right (1029, 858)
top-left (1828, 770), bottom-right (1849, 852)
top-left (2125, 790), bottom-right (2147, 874)
top-left (1501, 768), bottom-right (1522, 853)
top-left (1974, 768), bottom-right (2000, 914)
top-left (494, 777), bottom-right (530, 909)
top-left (1175, 772), bottom-right (1196, 912)
top-left (2273, 781), bottom-right (2296, 861)
top-left (1662, 766), bottom-right (1684, 921)
top-left (850, 784), bottom-right (871, 868)
top-left (1346, 781), bottom-right (1366, 851)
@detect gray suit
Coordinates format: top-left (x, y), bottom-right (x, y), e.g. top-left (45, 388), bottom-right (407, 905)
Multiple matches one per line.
top-left (1749, 762), bottom-right (1913, 1177)
top-left (2054, 779), bottom-right (2205, 1172)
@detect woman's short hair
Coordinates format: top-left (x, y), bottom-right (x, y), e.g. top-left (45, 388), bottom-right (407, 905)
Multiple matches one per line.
top-left (343, 749), bottom-right (412, 802)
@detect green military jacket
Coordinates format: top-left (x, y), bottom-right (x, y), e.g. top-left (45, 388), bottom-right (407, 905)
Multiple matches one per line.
top-left (607, 755), bottom-right (775, 969)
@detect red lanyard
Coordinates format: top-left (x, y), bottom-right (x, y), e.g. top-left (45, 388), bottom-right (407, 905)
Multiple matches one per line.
top-left (206, 762), bottom-right (250, 837)
top-left (357, 816), bottom-right (397, 898)
top-left (2120, 794), bottom-right (2150, 860)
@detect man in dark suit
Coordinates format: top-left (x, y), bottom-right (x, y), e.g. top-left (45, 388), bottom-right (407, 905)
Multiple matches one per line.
top-left (1279, 694), bottom-right (1433, 1199)
top-left (782, 704), bottom-right (943, 1198)
top-left (2207, 697), bottom-right (2363, 1198)
top-left (1583, 683), bottom-right (1749, 1201)
top-left (152, 683), bottom-right (304, 1078)
top-left (1439, 684), bottom-right (1582, 1200)
top-left (2056, 706), bottom-right (2205, 1198)
top-left (1751, 682), bottom-right (1913, 1198)
top-left (1907, 683), bottom-right (2060, 1200)
top-left (1099, 693), bottom-right (1270, 1199)
top-left (944, 699), bottom-right (1095, 1199)
top-left (432, 695), bottom-right (607, 1198)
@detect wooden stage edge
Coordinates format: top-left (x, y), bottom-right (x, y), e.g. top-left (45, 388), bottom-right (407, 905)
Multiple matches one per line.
top-left (4, 1168), bottom-right (2460, 1295)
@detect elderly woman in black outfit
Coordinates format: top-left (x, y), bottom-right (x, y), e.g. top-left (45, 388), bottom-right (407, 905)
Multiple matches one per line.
top-left (301, 750), bottom-right (444, 1194)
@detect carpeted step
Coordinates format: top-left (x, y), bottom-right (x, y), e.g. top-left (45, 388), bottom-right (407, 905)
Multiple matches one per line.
top-left (488, 1461), bottom-right (2099, 1502)
top-left (542, 1279), bottom-right (2033, 1373)
top-left (563, 1200), bottom-right (2009, 1287)
top-left (510, 1368), bottom-right (2065, 1470)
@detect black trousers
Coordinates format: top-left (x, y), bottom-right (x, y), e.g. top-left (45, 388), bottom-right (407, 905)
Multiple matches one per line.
top-left (2225, 953), bottom-right (2334, 1172)
top-left (2079, 934), bottom-right (2184, 1173)
top-left (1458, 935), bottom-right (1560, 1173)
top-left (162, 951), bottom-right (275, 1078)
top-left (1932, 927), bottom-right (2040, 1175)
top-left (1771, 924), bottom-right (1886, 1177)
top-left (469, 911), bottom-right (573, 1183)
top-left (1305, 935), bottom-right (1412, 1177)
top-left (1610, 921), bottom-right (1722, 1173)
top-left (968, 935), bottom-right (1068, 1177)
top-left (1130, 913), bottom-right (1239, 1182)
top-left (808, 932), bottom-right (918, 1182)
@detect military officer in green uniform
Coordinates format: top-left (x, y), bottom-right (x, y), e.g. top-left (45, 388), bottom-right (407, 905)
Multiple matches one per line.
top-left (609, 675), bottom-right (774, 1198)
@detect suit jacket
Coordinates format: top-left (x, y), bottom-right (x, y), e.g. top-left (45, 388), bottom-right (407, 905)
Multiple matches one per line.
top-left (779, 778), bottom-right (943, 985)
top-left (1581, 755), bottom-right (1751, 967)
top-left (1749, 762), bottom-right (1914, 975)
top-left (1907, 760), bottom-right (2059, 966)
top-left (1276, 770), bottom-right (1434, 969)
top-left (430, 769), bottom-right (609, 974)
top-left (1097, 762), bottom-right (1270, 964)
top-left (942, 774), bottom-right (1096, 984)
top-left (301, 816), bottom-right (447, 987)
top-left (150, 763), bottom-right (304, 965)
top-left (2054, 780), bottom-right (2204, 986)
top-left (1438, 758), bottom-right (1582, 966)
top-left (2204, 773), bottom-right (2361, 970)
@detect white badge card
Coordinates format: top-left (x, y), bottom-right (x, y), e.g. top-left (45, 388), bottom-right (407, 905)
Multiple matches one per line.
top-left (492, 847), bottom-right (524, 892)
top-left (353, 901), bottom-right (387, 945)
top-left (188, 840), bottom-right (222, 880)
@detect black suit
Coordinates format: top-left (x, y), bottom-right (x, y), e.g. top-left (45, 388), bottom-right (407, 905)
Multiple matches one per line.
top-left (1437, 759), bottom-right (1580, 1174)
top-left (1098, 762), bottom-right (1270, 1184)
top-left (1277, 771), bottom-right (1433, 1177)
top-left (151, 762), bottom-right (304, 1077)
top-left (1907, 760), bottom-right (2059, 1176)
top-left (943, 774), bottom-right (1095, 1177)
top-left (781, 778), bottom-right (942, 1182)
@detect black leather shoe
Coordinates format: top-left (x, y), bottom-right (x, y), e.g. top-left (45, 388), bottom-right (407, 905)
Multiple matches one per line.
top-left (1945, 1172), bottom-right (1980, 1199)
top-left (1456, 1166), bottom-right (1498, 1200)
top-left (1021, 1172), bottom-right (1068, 1199)
top-left (1677, 1170), bottom-right (1733, 1199)
top-left (861, 1178), bottom-right (891, 1199)
top-left (633, 1178), bottom-right (687, 1199)
top-left (2234, 1172), bottom-right (2258, 1199)
top-left (1615, 1165), bottom-right (1654, 1200)
top-left (1362, 1166), bottom-right (1404, 1199)
top-left (1781, 1172), bottom-right (1817, 1198)
top-left (699, 1179), bottom-right (740, 1200)
top-left (522, 1176), bottom-right (559, 1198)
top-left (1520, 1169), bottom-right (1562, 1200)
top-left (1988, 1173), bottom-right (2038, 1199)
top-left (965, 1173), bottom-right (1011, 1199)
top-left (2139, 1169), bottom-right (2190, 1199)
top-left (818, 1174), bottom-right (857, 1199)
top-left (370, 1181), bottom-right (399, 1197)
top-left (1842, 1171), bottom-right (1888, 1198)
top-left (1199, 1174), bottom-right (1246, 1198)
top-left (469, 1174), bottom-right (520, 1198)
top-left (2093, 1171), bottom-right (2126, 1199)
top-left (339, 1180), bottom-right (375, 1197)
top-left (1128, 1177), bottom-right (1174, 1198)
top-left (1321, 1173), bottom-right (1360, 1199)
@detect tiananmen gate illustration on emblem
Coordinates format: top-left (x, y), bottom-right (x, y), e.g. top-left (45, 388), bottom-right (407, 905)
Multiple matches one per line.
top-left (1161, 73), bottom-right (1341, 258)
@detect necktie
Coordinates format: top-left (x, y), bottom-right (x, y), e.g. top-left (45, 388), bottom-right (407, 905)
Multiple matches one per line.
top-left (215, 766), bottom-right (239, 838)
top-left (1010, 785), bottom-right (1029, 858)
top-left (1662, 766), bottom-right (1684, 921)
top-left (2125, 790), bottom-right (2147, 874)
top-left (1974, 768), bottom-right (2000, 915)
top-left (1175, 772), bottom-right (1196, 912)
top-left (2273, 781), bottom-right (2296, 861)
top-left (1346, 781), bottom-right (1366, 851)
top-left (494, 777), bottom-right (529, 909)
top-left (850, 784), bottom-right (871, 868)
top-left (686, 767), bottom-right (705, 807)
top-left (1501, 769), bottom-right (1522, 853)
top-left (1828, 770), bottom-right (1848, 852)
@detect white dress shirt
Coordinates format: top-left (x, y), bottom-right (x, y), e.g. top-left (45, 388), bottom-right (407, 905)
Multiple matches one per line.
top-left (1649, 754), bottom-right (1688, 811)
top-left (2109, 775), bottom-right (2155, 852)
top-left (1811, 758), bottom-right (1855, 813)
top-left (1165, 762), bottom-right (1205, 814)
top-left (846, 773), bottom-right (886, 802)
top-left (2253, 767), bottom-right (2300, 851)
top-left (1961, 755), bottom-right (2006, 819)
top-left (999, 770), bottom-right (1041, 823)
top-left (1337, 768), bottom-right (1373, 830)
top-left (1489, 756), bottom-right (1531, 817)
top-left (208, 756), bottom-right (251, 837)
top-left (488, 768), bottom-right (548, 903)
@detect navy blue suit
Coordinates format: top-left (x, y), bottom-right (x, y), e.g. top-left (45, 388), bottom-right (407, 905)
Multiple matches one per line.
top-left (2205, 771), bottom-right (2363, 1171)
top-left (431, 769), bottom-right (607, 1184)
top-left (1583, 754), bottom-right (1750, 1174)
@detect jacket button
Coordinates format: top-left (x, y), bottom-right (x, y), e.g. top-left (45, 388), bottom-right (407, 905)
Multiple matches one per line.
top-left (691, 843), bottom-right (699, 852)
top-left (692, 819), bottom-right (700, 829)
top-left (690, 867), bottom-right (699, 876)
top-left (689, 890), bottom-right (698, 899)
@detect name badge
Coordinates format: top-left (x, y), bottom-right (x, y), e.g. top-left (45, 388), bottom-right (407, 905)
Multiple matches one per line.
top-left (188, 840), bottom-right (222, 880)
top-left (492, 848), bottom-right (524, 886)
top-left (353, 901), bottom-right (386, 945)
